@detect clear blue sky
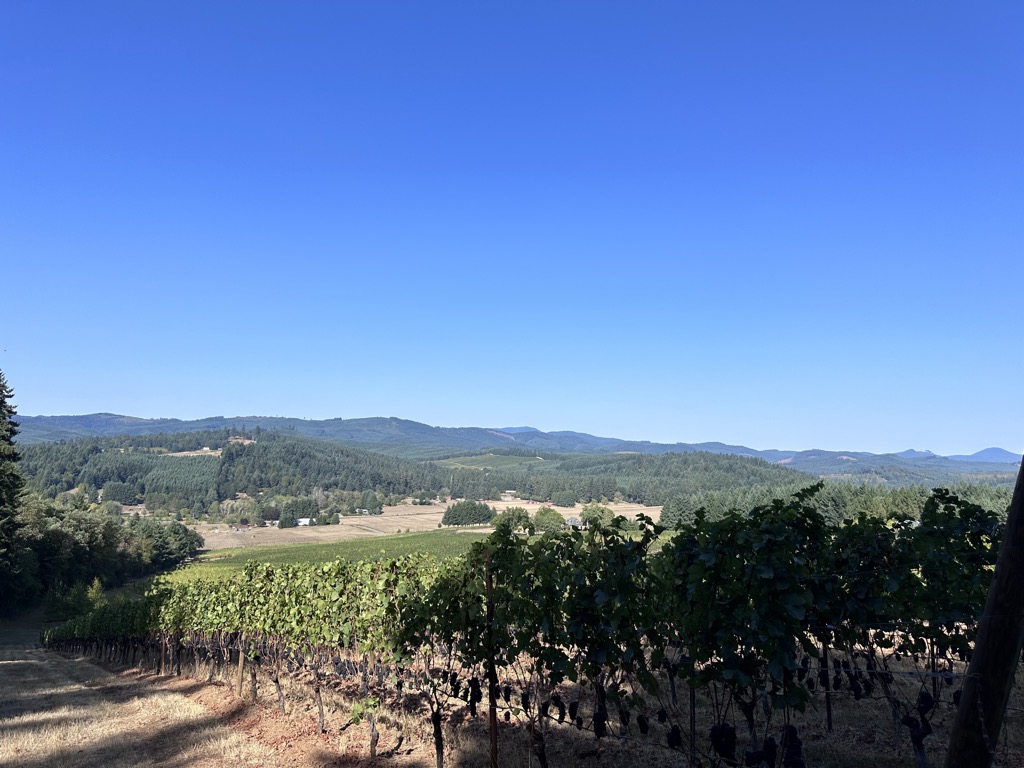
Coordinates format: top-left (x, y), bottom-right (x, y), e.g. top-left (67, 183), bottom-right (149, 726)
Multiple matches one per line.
top-left (2, 2), bottom-right (1021, 456)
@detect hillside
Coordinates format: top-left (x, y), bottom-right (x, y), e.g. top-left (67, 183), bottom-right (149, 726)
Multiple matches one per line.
top-left (773, 449), bottom-right (1019, 487)
top-left (948, 447), bottom-right (1021, 463)
top-left (18, 430), bottom-right (816, 515)
top-left (17, 413), bottom-right (1019, 488)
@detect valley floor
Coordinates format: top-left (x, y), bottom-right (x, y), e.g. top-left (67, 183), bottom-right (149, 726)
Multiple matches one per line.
top-left (193, 500), bottom-right (661, 551)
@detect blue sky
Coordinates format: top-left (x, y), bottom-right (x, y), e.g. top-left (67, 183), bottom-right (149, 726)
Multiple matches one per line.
top-left (2, 2), bottom-right (1021, 456)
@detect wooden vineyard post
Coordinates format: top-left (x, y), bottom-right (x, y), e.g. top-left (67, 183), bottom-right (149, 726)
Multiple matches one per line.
top-left (945, 457), bottom-right (1024, 768)
top-left (485, 553), bottom-right (499, 768)
top-left (822, 640), bottom-right (833, 733)
top-left (689, 681), bottom-right (697, 768)
top-left (236, 648), bottom-right (246, 698)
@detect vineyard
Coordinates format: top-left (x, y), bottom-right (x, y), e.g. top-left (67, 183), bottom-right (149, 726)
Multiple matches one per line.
top-left (165, 528), bottom-right (492, 583)
top-left (43, 486), bottom-right (1019, 767)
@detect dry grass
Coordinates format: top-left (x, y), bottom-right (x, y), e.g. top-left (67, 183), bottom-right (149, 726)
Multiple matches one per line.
top-left (0, 645), bottom-right (279, 768)
top-left (7, 626), bottom-right (1024, 768)
top-left (194, 500), bottom-right (663, 552)
top-left (257, 644), bottom-right (1024, 768)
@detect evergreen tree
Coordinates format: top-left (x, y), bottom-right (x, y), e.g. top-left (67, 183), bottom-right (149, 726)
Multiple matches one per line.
top-left (441, 499), bottom-right (495, 526)
top-left (0, 369), bottom-right (31, 609)
top-left (0, 369), bottom-right (22, 513)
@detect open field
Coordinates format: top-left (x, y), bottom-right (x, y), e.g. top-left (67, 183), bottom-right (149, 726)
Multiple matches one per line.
top-left (194, 503), bottom-right (452, 551)
top-left (172, 501), bottom-right (662, 583)
top-left (434, 453), bottom-right (548, 471)
top-left (168, 529), bottom-right (490, 582)
top-left (193, 500), bottom-right (662, 552)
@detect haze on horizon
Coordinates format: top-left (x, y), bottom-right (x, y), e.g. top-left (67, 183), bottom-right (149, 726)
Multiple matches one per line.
top-left (2, 3), bottom-right (1021, 458)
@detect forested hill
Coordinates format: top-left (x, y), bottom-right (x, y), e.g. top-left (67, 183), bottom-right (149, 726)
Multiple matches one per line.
top-left (16, 414), bottom-right (517, 458)
top-left (19, 430), bottom-right (815, 516)
top-left (17, 413), bottom-right (1019, 487)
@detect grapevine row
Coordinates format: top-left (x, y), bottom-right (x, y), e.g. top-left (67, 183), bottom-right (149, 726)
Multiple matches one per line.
top-left (45, 486), bottom-right (1003, 766)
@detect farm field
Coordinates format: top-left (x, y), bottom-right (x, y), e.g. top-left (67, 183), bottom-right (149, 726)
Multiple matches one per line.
top-left (174, 500), bottom-right (661, 582)
top-left (434, 453), bottom-right (549, 470)
top-left (169, 529), bottom-right (490, 582)
top-left (193, 499), bottom-right (662, 551)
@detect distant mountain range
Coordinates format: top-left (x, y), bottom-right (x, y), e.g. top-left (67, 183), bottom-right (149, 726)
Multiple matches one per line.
top-left (14, 413), bottom-right (1019, 488)
top-left (947, 447), bottom-right (1021, 463)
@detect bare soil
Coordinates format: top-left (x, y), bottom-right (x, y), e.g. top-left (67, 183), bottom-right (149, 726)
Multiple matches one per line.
top-left (0, 612), bottom-right (682, 768)
top-left (6, 612), bottom-right (1024, 768)
top-left (0, 615), bottom-right (431, 768)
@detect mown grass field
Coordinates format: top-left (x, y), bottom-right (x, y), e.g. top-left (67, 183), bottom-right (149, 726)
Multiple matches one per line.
top-left (165, 528), bottom-right (490, 583)
top-left (434, 453), bottom-right (548, 470)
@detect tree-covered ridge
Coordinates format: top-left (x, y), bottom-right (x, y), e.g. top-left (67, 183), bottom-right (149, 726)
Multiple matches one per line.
top-left (19, 429), bottom-right (1014, 528)
top-left (19, 430), bottom-right (818, 514)
top-left (16, 413), bottom-right (1020, 489)
top-left (530, 451), bottom-right (814, 506)
top-left (19, 430), bottom-right (438, 515)
top-left (659, 477), bottom-right (1013, 527)
top-left (214, 432), bottom-right (441, 500)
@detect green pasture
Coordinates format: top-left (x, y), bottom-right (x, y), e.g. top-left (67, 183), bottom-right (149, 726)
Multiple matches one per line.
top-left (164, 529), bottom-right (489, 583)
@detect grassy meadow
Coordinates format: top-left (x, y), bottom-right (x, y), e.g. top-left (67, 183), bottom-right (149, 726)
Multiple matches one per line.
top-left (435, 453), bottom-right (548, 470)
top-left (165, 528), bottom-right (490, 583)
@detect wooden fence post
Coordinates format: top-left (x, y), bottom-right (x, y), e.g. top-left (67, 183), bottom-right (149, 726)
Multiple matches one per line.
top-left (945, 457), bottom-right (1024, 768)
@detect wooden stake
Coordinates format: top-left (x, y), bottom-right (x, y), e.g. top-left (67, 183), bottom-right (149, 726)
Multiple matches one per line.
top-left (235, 649), bottom-right (246, 698)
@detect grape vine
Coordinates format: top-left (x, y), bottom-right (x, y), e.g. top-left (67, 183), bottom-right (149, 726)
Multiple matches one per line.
top-left (44, 487), bottom-right (1003, 766)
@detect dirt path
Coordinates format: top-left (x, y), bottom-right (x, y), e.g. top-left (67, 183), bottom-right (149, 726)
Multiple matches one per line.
top-left (0, 616), bottom-right (430, 768)
top-left (0, 619), bottom-right (278, 767)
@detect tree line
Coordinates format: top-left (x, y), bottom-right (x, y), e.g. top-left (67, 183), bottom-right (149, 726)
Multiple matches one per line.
top-left (18, 427), bottom-right (1014, 531)
top-left (0, 371), bottom-right (203, 613)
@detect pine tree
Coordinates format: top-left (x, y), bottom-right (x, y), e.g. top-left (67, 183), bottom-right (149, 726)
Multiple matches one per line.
top-left (0, 369), bottom-right (22, 513)
top-left (0, 369), bottom-right (29, 608)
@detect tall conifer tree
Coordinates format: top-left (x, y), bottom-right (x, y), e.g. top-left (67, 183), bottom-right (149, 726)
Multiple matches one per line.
top-left (0, 369), bottom-right (26, 605)
top-left (0, 369), bottom-right (22, 511)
